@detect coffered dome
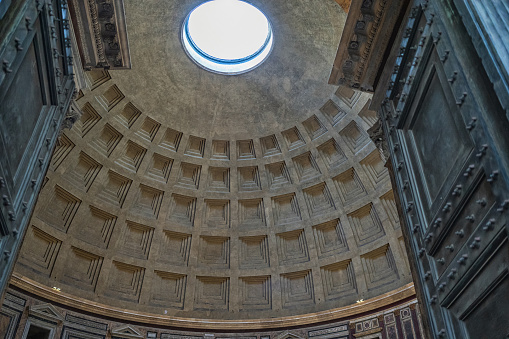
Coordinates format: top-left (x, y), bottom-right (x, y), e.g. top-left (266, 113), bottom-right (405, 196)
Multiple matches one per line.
top-left (14, 0), bottom-right (412, 328)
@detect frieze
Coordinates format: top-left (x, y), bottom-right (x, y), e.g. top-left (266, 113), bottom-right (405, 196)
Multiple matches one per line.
top-left (308, 325), bottom-right (348, 337)
top-left (5, 292), bottom-right (26, 307)
top-left (329, 0), bottom-right (408, 92)
top-left (160, 335), bottom-right (202, 339)
top-left (65, 314), bottom-right (109, 331)
top-left (69, 0), bottom-right (131, 69)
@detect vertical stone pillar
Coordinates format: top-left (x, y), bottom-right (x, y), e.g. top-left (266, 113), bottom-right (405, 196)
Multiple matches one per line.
top-left (393, 309), bottom-right (404, 339)
top-left (409, 303), bottom-right (422, 338)
top-left (378, 314), bottom-right (387, 339)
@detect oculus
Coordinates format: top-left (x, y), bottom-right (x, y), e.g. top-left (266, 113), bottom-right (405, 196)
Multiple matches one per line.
top-left (182, 0), bottom-right (273, 74)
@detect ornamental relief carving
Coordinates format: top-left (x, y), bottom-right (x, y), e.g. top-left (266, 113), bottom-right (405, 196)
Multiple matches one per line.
top-left (69, 0), bottom-right (130, 69)
top-left (331, 0), bottom-right (406, 92)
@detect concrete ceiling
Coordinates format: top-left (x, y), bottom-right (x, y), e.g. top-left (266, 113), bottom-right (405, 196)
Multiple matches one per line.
top-left (14, 0), bottom-right (412, 325)
top-left (112, 0), bottom-right (346, 139)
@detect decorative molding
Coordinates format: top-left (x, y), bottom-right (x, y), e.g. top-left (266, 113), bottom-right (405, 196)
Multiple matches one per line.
top-left (353, 327), bottom-right (382, 337)
top-left (59, 100), bottom-right (83, 136)
top-left (329, 0), bottom-right (408, 92)
top-left (273, 331), bottom-right (305, 339)
top-left (10, 273), bottom-right (415, 330)
top-left (110, 325), bottom-right (144, 339)
top-left (367, 119), bottom-right (389, 160)
top-left (28, 303), bottom-right (64, 323)
top-left (69, 0), bottom-right (131, 69)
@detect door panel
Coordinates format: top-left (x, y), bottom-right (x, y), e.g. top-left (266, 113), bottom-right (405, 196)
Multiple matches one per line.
top-left (378, 1), bottom-right (509, 337)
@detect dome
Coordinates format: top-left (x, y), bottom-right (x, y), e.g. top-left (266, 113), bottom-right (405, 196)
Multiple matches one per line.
top-left (14, 0), bottom-right (412, 329)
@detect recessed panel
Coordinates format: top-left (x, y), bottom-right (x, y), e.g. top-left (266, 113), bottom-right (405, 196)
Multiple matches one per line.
top-left (0, 43), bottom-right (45, 178)
top-left (408, 69), bottom-right (473, 209)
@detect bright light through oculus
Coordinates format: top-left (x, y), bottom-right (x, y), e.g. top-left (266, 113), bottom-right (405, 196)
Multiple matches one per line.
top-left (182, 0), bottom-right (273, 74)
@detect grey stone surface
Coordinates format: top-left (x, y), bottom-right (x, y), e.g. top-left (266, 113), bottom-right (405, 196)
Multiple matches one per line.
top-left (112, 0), bottom-right (346, 139)
top-left (10, 0), bottom-right (410, 325)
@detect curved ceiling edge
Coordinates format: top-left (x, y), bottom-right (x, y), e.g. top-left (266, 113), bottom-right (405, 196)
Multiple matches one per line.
top-left (10, 273), bottom-right (415, 331)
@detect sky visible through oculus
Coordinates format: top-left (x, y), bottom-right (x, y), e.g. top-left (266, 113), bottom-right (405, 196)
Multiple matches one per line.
top-left (187, 0), bottom-right (270, 61)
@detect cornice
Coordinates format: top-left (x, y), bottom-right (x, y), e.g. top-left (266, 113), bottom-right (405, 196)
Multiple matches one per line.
top-left (10, 273), bottom-right (415, 330)
top-left (329, 0), bottom-right (409, 92)
top-left (68, 0), bottom-right (131, 69)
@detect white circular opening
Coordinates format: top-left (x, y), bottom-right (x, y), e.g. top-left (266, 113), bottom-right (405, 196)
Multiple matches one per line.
top-left (182, 0), bottom-right (273, 75)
